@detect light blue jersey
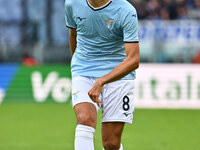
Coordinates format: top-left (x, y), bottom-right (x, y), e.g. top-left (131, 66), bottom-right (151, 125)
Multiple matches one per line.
top-left (65, 0), bottom-right (139, 79)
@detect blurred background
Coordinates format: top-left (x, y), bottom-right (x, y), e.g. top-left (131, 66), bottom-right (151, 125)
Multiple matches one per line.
top-left (0, 0), bottom-right (200, 150)
top-left (0, 0), bottom-right (200, 63)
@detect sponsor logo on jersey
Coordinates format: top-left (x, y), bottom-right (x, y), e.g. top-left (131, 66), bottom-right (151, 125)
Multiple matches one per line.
top-left (132, 14), bottom-right (136, 17)
top-left (123, 112), bottom-right (132, 117)
top-left (77, 17), bottom-right (86, 21)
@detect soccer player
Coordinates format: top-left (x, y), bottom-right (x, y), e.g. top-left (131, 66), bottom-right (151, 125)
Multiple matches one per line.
top-left (65, 0), bottom-right (139, 149)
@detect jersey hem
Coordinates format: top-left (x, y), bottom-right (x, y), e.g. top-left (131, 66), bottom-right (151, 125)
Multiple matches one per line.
top-left (66, 25), bottom-right (77, 29)
top-left (72, 74), bottom-right (135, 80)
top-left (124, 41), bottom-right (139, 43)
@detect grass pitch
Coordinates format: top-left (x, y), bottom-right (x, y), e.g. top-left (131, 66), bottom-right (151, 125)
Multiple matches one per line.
top-left (0, 103), bottom-right (200, 150)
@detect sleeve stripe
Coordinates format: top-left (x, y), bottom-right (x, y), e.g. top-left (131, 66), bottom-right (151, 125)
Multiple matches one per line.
top-left (66, 25), bottom-right (77, 29)
top-left (124, 41), bottom-right (139, 43)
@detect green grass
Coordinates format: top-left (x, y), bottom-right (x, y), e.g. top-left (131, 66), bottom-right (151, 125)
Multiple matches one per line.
top-left (0, 103), bottom-right (200, 150)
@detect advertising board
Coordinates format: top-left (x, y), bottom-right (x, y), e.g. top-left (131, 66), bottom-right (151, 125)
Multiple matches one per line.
top-left (0, 64), bottom-right (71, 103)
top-left (135, 64), bottom-right (200, 108)
top-left (0, 64), bottom-right (200, 108)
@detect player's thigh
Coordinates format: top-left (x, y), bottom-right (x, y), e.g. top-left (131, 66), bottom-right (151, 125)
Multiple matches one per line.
top-left (74, 102), bottom-right (97, 128)
top-left (72, 76), bottom-right (99, 110)
top-left (101, 122), bottom-right (125, 147)
top-left (72, 76), bottom-right (100, 128)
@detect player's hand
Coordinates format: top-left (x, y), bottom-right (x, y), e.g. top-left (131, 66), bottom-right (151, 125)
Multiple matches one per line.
top-left (88, 79), bottom-right (104, 107)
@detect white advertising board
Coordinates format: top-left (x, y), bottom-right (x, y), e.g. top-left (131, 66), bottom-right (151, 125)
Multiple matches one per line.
top-left (134, 64), bottom-right (200, 109)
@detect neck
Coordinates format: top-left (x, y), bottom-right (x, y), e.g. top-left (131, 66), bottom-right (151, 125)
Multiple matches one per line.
top-left (88, 0), bottom-right (111, 8)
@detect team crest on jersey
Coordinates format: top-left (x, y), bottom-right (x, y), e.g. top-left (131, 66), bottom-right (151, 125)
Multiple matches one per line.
top-left (104, 18), bottom-right (115, 29)
top-left (72, 91), bottom-right (80, 100)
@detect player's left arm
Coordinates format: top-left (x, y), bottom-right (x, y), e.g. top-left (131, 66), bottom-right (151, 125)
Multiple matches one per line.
top-left (88, 43), bottom-right (139, 106)
top-left (88, 8), bottom-right (139, 106)
top-left (97, 42), bottom-right (139, 83)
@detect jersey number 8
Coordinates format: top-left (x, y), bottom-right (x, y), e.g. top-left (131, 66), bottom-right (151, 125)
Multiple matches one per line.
top-left (123, 96), bottom-right (130, 111)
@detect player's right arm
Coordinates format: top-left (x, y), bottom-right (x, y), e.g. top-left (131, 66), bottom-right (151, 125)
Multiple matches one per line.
top-left (69, 29), bottom-right (77, 55)
top-left (65, 0), bottom-right (77, 55)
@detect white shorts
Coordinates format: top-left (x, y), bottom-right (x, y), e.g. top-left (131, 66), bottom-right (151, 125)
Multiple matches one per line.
top-left (72, 76), bottom-right (135, 124)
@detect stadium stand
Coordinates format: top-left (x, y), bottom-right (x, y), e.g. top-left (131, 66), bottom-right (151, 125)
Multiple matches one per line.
top-left (129, 0), bottom-right (200, 20)
top-left (0, 0), bottom-right (199, 63)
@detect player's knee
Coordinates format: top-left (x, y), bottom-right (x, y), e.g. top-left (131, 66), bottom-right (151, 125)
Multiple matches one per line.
top-left (103, 139), bottom-right (120, 150)
top-left (76, 113), bottom-right (96, 127)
